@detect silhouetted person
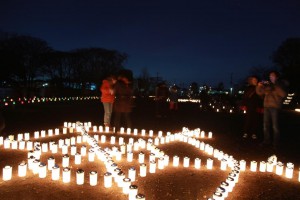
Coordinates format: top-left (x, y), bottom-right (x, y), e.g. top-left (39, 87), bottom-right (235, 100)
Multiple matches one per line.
top-left (155, 82), bottom-right (169, 118)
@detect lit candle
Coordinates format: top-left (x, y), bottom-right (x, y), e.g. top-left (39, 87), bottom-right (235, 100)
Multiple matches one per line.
top-left (206, 158), bottom-right (213, 169)
top-left (158, 157), bottom-right (165, 169)
top-left (47, 156), bottom-right (55, 170)
top-left (34, 131), bottom-right (39, 139)
top-left (89, 171), bottom-right (98, 186)
top-left (76, 169), bottom-right (84, 185)
top-left (62, 154), bottom-right (70, 167)
top-left (71, 145), bottom-right (77, 155)
top-left (101, 135), bottom-right (106, 143)
top-left (0, 136), bottom-right (3, 145)
top-left (226, 177), bottom-right (235, 192)
top-left (208, 131), bottom-right (213, 138)
top-left (194, 158), bottom-right (201, 169)
top-left (183, 157), bottom-right (190, 168)
top-left (117, 171), bottom-right (125, 187)
top-left (266, 161), bottom-right (274, 172)
top-left (52, 165), bottom-right (60, 180)
top-left (250, 161), bottom-right (257, 172)
top-left (81, 145), bottom-right (87, 156)
top-left (18, 161), bottom-right (27, 177)
top-left (32, 159), bottom-right (40, 174)
top-left (149, 130), bottom-right (153, 137)
top-left (41, 130), bottom-right (46, 138)
top-left (119, 137), bottom-right (124, 145)
top-left (104, 172), bottom-right (112, 188)
top-left (38, 163), bottom-right (47, 178)
top-left (128, 167), bottom-right (136, 182)
top-left (55, 128), bottom-right (59, 135)
top-left (285, 162), bottom-right (294, 179)
top-left (122, 177), bottom-right (131, 194)
top-left (129, 185), bottom-right (138, 200)
top-left (19, 140), bottom-right (25, 150)
top-left (239, 160), bottom-right (246, 171)
top-left (2, 166), bottom-right (12, 181)
top-left (51, 143), bottom-right (58, 154)
top-left (141, 129), bottom-right (146, 136)
top-left (140, 163), bottom-right (147, 177)
top-left (149, 160), bottom-right (156, 173)
top-left (120, 127), bottom-right (125, 134)
top-left (62, 167), bottom-right (71, 183)
top-left (173, 155), bottom-right (179, 167)
top-left (134, 128), bottom-right (138, 135)
top-left (220, 181), bottom-right (229, 197)
top-left (88, 149), bottom-right (95, 162)
top-left (259, 161), bottom-right (266, 172)
top-left (275, 162), bottom-right (284, 175)
top-left (24, 132), bottom-right (30, 140)
top-left (75, 153), bottom-right (81, 165)
top-left (62, 144), bottom-right (68, 154)
top-left (48, 129), bottom-right (53, 136)
top-left (127, 151), bottom-right (133, 162)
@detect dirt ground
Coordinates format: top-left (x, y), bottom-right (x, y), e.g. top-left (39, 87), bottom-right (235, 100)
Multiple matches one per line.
top-left (0, 99), bottom-right (300, 200)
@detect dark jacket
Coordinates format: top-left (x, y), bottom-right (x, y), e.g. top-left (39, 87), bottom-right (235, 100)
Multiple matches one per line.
top-left (113, 80), bottom-right (133, 113)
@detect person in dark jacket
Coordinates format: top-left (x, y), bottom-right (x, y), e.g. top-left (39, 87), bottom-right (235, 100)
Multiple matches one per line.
top-left (242, 76), bottom-right (263, 140)
top-left (113, 74), bottom-right (133, 133)
top-left (155, 82), bottom-right (169, 118)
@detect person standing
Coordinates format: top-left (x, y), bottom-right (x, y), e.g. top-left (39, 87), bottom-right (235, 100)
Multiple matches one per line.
top-left (256, 71), bottom-right (287, 150)
top-left (155, 82), bottom-right (169, 118)
top-left (169, 85), bottom-right (179, 111)
top-left (242, 76), bottom-right (263, 140)
top-left (113, 74), bottom-right (133, 133)
top-left (100, 75), bottom-right (117, 128)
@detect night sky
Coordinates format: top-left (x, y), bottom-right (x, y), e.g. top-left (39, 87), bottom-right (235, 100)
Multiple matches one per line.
top-left (1, 0), bottom-right (300, 87)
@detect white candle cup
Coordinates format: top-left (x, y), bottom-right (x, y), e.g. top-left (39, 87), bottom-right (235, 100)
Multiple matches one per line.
top-left (101, 135), bottom-right (106, 143)
top-left (52, 165), bottom-right (60, 180)
top-left (140, 163), bottom-right (147, 177)
top-left (239, 160), bottom-right (246, 171)
top-left (149, 130), bottom-right (153, 137)
top-left (34, 131), bottom-right (39, 139)
top-left (32, 159), bottom-right (40, 174)
top-left (62, 144), bottom-right (68, 154)
top-left (206, 158), bottom-right (213, 169)
top-left (285, 162), bottom-right (294, 179)
top-left (48, 129), bottom-right (53, 136)
top-left (2, 166), bottom-right (12, 181)
top-left (129, 185), bottom-right (138, 200)
top-left (55, 128), bottom-right (59, 135)
top-left (183, 157), bottom-right (190, 168)
top-left (18, 162), bottom-right (27, 177)
top-left (47, 156), bottom-right (55, 170)
top-left (127, 151), bottom-right (133, 162)
top-left (76, 169), bottom-right (85, 185)
top-left (62, 154), bottom-right (70, 167)
top-left (38, 163), bottom-right (47, 178)
top-left (41, 130), bottom-right (46, 138)
top-left (117, 172), bottom-right (125, 187)
top-left (104, 172), bottom-right (112, 188)
top-left (19, 140), bottom-right (25, 150)
top-left (88, 149), bottom-right (95, 162)
top-left (275, 162), bottom-right (284, 175)
top-left (51, 143), bottom-right (58, 154)
top-left (128, 167), bottom-right (136, 182)
top-left (158, 157), bottom-right (165, 169)
top-left (173, 155), bottom-right (179, 167)
top-left (134, 128), bottom-right (138, 135)
top-left (259, 161), bottom-right (266, 172)
top-left (75, 153), bottom-right (81, 165)
top-left (149, 160), bottom-right (156, 173)
top-left (81, 145), bottom-right (87, 156)
top-left (127, 128), bottom-right (131, 135)
top-left (70, 137), bottom-right (76, 145)
top-left (119, 137), bottom-right (124, 145)
top-left (266, 161), bottom-right (274, 172)
top-left (24, 132), bottom-right (30, 140)
top-left (70, 145), bottom-right (77, 156)
top-left (194, 158), bottom-right (201, 169)
top-left (62, 167), bottom-right (71, 183)
top-left (11, 140), bottom-right (18, 149)
top-left (110, 136), bottom-right (116, 144)
top-left (89, 171), bottom-right (98, 186)
top-left (250, 161), bottom-right (257, 172)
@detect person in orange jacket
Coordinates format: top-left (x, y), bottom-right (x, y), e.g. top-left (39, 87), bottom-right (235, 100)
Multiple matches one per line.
top-left (100, 75), bottom-right (117, 127)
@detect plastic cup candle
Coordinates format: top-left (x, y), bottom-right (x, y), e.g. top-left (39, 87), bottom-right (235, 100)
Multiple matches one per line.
top-left (80, 145), bottom-right (87, 156)
top-left (62, 167), bottom-right (71, 183)
top-left (141, 129), bottom-right (146, 136)
top-left (32, 159), bottom-right (40, 174)
top-left (285, 162), bottom-right (294, 179)
top-left (52, 165), bottom-right (60, 180)
top-left (250, 161), bottom-right (257, 172)
top-left (51, 143), bottom-right (58, 153)
top-left (34, 131), bottom-right (39, 139)
top-left (158, 157), bottom-right (165, 169)
top-left (76, 169), bottom-right (84, 185)
top-left (62, 144), bottom-right (68, 154)
top-left (48, 129), bottom-right (53, 136)
top-left (259, 161), bottom-right (266, 172)
top-left (129, 185), bottom-right (138, 200)
top-left (173, 155), bottom-right (179, 167)
top-left (62, 154), bottom-right (70, 167)
top-left (104, 172), bottom-right (112, 188)
top-left (128, 167), bottom-right (136, 182)
top-left (55, 128), bottom-right (59, 135)
top-left (149, 160), bottom-right (156, 173)
top-left (24, 132), bottom-right (30, 140)
top-left (134, 129), bottom-right (138, 135)
top-left (208, 131), bottom-right (213, 138)
top-left (239, 160), bottom-right (246, 171)
top-left (140, 163), bottom-right (147, 177)
top-left (207, 158), bottom-right (213, 169)
top-left (19, 140), bottom-right (25, 150)
top-left (47, 156), bottom-right (55, 170)
top-left (2, 166), bottom-right (12, 181)
top-left (120, 127), bottom-right (125, 134)
top-left (88, 149), bottom-right (95, 162)
top-left (119, 137), bottom-right (124, 145)
top-left (117, 172), bottom-right (125, 187)
top-left (39, 163), bottom-right (47, 178)
top-left (70, 137), bottom-right (76, 145)
top-left (127, 151), bottom-right (133, 162)
top-left (183, 157), bottom-right (190, 168)
top-left (18, 162), bottom-right (27, 177)
top-left (149, 130), bottom-right (153, 137)
top-left (71, 145), bottom-right (77, 155)
top-left (276, 162), bottom-right (284, 175)
top-left (76, 135), bottom-right (82, 143)
top-left (101, 135), bottom-right (106, 143)
top-left (89, 171), bottom-right (98, 186)
top-left (75, 153), bottom-right (81, 165)
top-left (266, 161), bottom-right (274, 172)
top-left (127, 128), bottom-right (131, 135)
top-left (220, 159), bottom-right (227, 171)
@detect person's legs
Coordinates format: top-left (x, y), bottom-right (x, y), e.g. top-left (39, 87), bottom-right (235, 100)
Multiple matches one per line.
top-left (263, 108), bottom-right (271, 145)
top-left (270, 108), bottom-right (280, 148)
top-left (102, 102), bottom-right (110, 126)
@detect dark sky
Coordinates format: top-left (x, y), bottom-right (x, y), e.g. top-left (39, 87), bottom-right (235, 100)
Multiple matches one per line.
top-left (1, 0), bottom-right (300, 87)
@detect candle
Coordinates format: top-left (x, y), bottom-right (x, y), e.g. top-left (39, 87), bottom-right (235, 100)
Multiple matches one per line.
top-left (2, 166), bottom-right (12, 181)
top-left (62, 154), bottom-right (70, 167)
top-left (55, 128), bottom-right (59, 135)
top-left (89, 171), bottom-right (98, 186)
top-left (149, 160), bottom-right (156, 173)
top-left (18, 161), bottom-right (27, 177)
top-left (41, 130), bottom-right (46, 138)
top-left (24, 132), bottom-right (30, 140)
top-left (250, 161), bottom-right (257, 172)
top-left (194, 158), bottom-right (201, 169)
top-left (259, 161), bottom-right (266, 172)
top-left (266, 161), bottom-right (274, 172)
top-left (285, 162), bottom-right (294, 179)
top-left (119, 137), bottom-right (124, 145)
top-left (183, 157), bottom-right (190, 168)
top-left (239, 160), bottom-right (246, 171)
top-left (48, 129), bottom-right (53, 136)
top-left (19, 140), bottom-right (25, 150)
top-left (88, 149), bottom-right (95, 162)
top-left (220, 159), bottom-right (227, 171)
top-left (128, 167), bottom-right (136, 182)
top-left (275, 162), bottom-right (284, 175)
top-left (122, 178), bottom-right (131, 194)
top-left (158, 157), bottom-right (165, 169)
top-left (62, 167), bottom-right (71, 183)
top-left (52, 165), bottom-right (60, 180)
top-left (51, 143), bottom-right (58, 154)
top-left (32, 159), bottom-right (40, 174)
top-left (141, 129), bottom-right (146, 136)
top-left (127, 128), bottom-right (131, 135)
top-left (75, 153), bottom-right (81, 165)
top-left (117, 171), bottom-right (125, 187)
top-left (38, 163), bottom-right (47, 178)
top-left (110, 136), bottom-right (116, 144)
top-left (140, 163), bottom-right (147, 177)
top-left (149, 130), bottom-right (153, 137)
top-left (47, 156), bottom-right (55, 170)
top-left (129, 185), bottom-right (138, 200)
top-left (71, 145), bottom-right (77, 155)
top-left (101, 135), bottom-right (106, 143)
top-left (62, 144), bottom-right (68, 154)
top-left (34, 131), bottom-right (39, 139)
top-left (76, 169), bottom-right (85, 185)
top-left (104, 172), bottom-right (112, 188)
top-left (207, 158), bottom-right (213, 169)
top-left (173, 155), bottom-right (179, 167)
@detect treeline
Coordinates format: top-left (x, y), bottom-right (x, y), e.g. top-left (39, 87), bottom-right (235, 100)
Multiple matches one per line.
top-left (0, 31), bottom-right (128, 96)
